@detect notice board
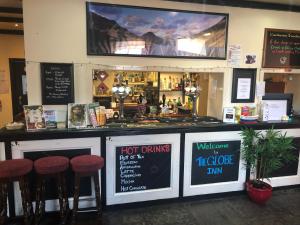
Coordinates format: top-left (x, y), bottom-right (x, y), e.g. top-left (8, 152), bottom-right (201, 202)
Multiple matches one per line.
top-left (191, 141), bottom-right (240, 185)
top-left (116, 144), bottom-right (171, 193)
top-left (263, 28), bottom-right (300, 68)
top-left (41, 63), bottom-right (74, 104)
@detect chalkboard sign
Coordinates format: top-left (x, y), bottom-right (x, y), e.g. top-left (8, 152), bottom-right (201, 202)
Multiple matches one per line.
top-left (116, 144), bottom-right (171, 193)
top-left (263, 28), bottom-right (300, 68)
top-left (191, 141), bottom-right (240, 185)
top-left (41, 63), bottom-right (74, 104)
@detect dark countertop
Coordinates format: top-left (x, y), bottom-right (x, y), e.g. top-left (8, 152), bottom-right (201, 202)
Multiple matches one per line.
top-left (1, 118), bottom-right (300, 142)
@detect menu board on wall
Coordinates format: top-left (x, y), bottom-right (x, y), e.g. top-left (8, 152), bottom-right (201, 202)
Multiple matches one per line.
top-left (41, 63), bottom-right (74, 104)
top-left (263, 28), bottom-right (300, 68)
top-left (191, 141), bottom-right (240, 185)
top-left (116, 144), bottom-right (171, 193)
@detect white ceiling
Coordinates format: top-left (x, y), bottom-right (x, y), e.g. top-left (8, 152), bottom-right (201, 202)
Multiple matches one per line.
top-left (245, 0), bottom-right (300, 6)
top-left (0, 0), bottom-right (300, 9)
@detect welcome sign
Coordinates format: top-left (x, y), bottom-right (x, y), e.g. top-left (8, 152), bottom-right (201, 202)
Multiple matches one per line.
top-left (191, 141), bottom-right (241, 185)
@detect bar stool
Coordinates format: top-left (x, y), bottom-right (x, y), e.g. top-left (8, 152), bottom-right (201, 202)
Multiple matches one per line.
top-left (70, 155), bottom-right (104, 224)
top-left (34, 156), bottom-right (70, 225)
top-left (0, 159), bottom-right (33, 225)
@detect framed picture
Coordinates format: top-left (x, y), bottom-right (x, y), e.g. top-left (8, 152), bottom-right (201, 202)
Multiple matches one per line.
top-left (262, 28), bottom-right (300, 68)
top-left (68, 104), bottom-right (88, 128)
top-left (231, 68), bottom-right (256, 103)
top-left (86, 2), bottom-right (228, 59)
top-left (24, 105), bottom-right (46, 130)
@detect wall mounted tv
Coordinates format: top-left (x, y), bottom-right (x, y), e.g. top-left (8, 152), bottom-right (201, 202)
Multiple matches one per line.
top-left (86, 2), bottom-right (228, 59)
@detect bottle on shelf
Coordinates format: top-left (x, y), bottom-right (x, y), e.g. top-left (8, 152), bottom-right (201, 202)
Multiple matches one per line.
top-left (177, 97), bottom-right (182, 106)
top-left (172, 78), bottom-right (176, 90)
top-left (162, 94), bottom-right (166, 106)
top-left (167, 99), bottom-right (173, 110)
top-left (163, 77), bottom-right (167, 90)
top-left (175, 78), bottom-right (179, 90)
top-left (168, 76), bottom-right (172, 90)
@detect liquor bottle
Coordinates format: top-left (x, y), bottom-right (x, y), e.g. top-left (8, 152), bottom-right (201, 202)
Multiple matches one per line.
top-left (162, 94), bottom-right (166, 106)
top-left (168, 76), bottom-right (172, 90)
top-left (177, 97), bottom-right (182, 106)
top-left (163, 77), bottom-right (167, 90)
top-left (175, 78), bottom-right (179, 90)
top-left (172, 78), bottom-right (176, 90)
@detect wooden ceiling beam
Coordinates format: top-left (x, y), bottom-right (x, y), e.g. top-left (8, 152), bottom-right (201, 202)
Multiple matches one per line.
top-left (0, 7), bottom-right (22, 14)
top-left (0, 29), bottom-right (23, 35)
top-left (0, 17), bottom-right (23, 23)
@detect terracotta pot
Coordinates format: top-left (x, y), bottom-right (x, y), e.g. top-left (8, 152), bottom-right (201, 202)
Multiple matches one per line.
top-left (246, 180), bottom-right (272, 204)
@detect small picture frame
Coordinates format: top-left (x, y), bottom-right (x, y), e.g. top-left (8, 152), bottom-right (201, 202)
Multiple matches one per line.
top-left (68, 104), bottom-right (88, 128)
top-left (223, 107), bottom-right (235, 123)
top-left (231, 68), bottom-right (256, 103)
top-left (24, 105), bottom-right (46, 130)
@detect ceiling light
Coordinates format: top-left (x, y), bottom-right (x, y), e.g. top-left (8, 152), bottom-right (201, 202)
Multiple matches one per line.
top-left (203, 33), bottom-right (211, 36)
top-left (14, 24), bottom-right (19, 27)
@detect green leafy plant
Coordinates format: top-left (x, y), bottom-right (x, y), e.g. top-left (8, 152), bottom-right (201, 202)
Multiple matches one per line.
top-left (241, 127), bottom-right (296, 188)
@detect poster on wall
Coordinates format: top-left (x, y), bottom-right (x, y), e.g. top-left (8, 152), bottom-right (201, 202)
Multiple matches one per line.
top-left (191, 141), bottom-right (241, 185)
top-left (86, 2), bottom-right (228, 59)
top-left (262, 28), bottom-right (300, 68)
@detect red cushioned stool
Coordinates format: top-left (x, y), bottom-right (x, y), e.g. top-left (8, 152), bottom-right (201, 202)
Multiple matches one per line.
top-left (70, 155), bottom-right (104, 224)
top-left (0, 159), bottom-right (33, 225)
top-left (34, 156), bottom-right (70, 225)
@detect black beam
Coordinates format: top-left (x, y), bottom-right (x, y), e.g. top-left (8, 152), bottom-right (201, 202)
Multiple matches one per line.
top-left (0, 17), bottom-right (22, 23)
top-left (165, 0), bottom-right (300, 12)
top-left (0, 29), bottom-right (23, 35)
top-left (0, 7), bottom-right (22, 14)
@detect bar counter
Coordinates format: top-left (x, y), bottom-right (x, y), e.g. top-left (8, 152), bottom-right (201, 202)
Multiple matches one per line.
top-left (1, 117), bottom-right (300, 141)
top-left (1, 118), bottom-right (300, 216)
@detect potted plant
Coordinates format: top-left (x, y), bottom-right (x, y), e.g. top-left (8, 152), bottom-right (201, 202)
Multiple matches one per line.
top-left (241, 127), bottom-right (296, 204)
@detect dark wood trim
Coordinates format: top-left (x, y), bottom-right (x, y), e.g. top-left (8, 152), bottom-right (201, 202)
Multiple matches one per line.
top-left (179, 132), bottom-right (185, 198)
top-left (165, 0), bottom-right (300, 12)
top-left (0, 29), bottom-right (23, 35)
top-left (0, 17), bottom-right (23, 23)
top-left (4, 142), bottom-right (15, 217)
top-left (0, 7), bottom-right (22, 14)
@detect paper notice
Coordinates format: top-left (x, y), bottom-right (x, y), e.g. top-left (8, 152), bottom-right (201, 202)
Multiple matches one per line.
top-left (228, 45), bottom-right (241, 67)
top-left (237, 78), bottom-right (251, 99)
top-left (256, 82), bottom-right (265, 97)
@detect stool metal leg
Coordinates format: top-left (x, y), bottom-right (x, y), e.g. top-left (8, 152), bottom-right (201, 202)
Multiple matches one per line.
top-left (19, 176), bottom-right (32, 225)
top-left (57, 172), bottom-right (69, 225)
top-left (35, 176), bottom-right (43, 225)
top-left (93, 172), bottom-right (102, 219)
top-left (0, 182), bottom-right (8, 225)
top-left (0, 183), bottom-right (3, 217)
top-left (24, 176), bottom-right (33, 220)
top-left (71, 173), bottom-right (81, 225)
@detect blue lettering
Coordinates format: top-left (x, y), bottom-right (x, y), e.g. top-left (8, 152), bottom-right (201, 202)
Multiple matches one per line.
top-left (207, 167), bottom-right (223, 175)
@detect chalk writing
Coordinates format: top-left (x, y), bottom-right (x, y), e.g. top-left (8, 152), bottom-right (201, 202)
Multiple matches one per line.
top-left (116, 144), bottom-right (171, 193)
top-left (191, 141), bottom-right (240, 185)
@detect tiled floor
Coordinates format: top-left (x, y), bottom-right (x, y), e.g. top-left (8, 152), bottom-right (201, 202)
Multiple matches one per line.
top-left (6, 187), bottom-right (300, 225)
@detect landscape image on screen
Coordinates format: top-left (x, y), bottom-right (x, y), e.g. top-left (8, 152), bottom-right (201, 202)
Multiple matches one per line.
top-left (87, 3), bottom-right (228, 58)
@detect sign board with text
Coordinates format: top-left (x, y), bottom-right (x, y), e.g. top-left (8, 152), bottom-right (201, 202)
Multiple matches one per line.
top-left (116, 144), bottom-right (171, 193)
top-left (41, 63), bottom-right (74, 104)
top-left (263, 28), bottom-right (300, 68)
top-left (191, 141), bottom-right (240, 185)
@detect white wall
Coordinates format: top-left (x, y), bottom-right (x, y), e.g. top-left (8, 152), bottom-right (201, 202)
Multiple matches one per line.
top-left (23, 0), bottom-right (300, 108)
top-left (0, 34), bottom-right (24, 127)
